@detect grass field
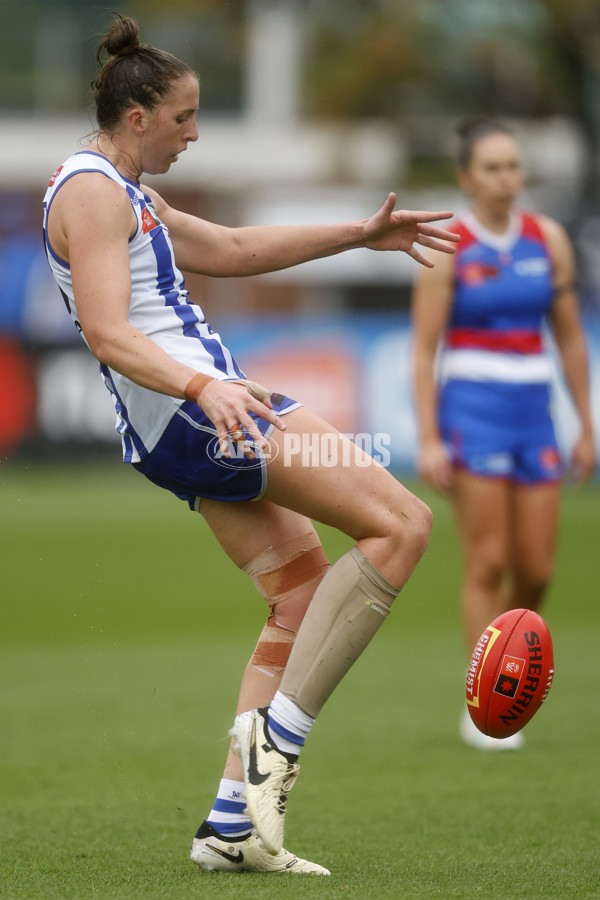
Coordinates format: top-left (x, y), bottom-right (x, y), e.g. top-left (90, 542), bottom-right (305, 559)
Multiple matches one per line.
top-left (1, 459), bottom-right (599, 899)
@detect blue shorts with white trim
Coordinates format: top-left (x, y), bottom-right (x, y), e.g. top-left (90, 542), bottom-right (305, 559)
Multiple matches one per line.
top-left (440, 379), bottom-right (563, 484)
top-left (132, 393), bottom-right (301, 509)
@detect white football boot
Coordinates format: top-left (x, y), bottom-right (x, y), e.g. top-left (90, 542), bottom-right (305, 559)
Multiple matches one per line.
top-left (190, 821), bottom-right (329, 874)
top-left (459, 706), bottom-right (525, 750)
top-left (229, 707), bottom-right (299, 855)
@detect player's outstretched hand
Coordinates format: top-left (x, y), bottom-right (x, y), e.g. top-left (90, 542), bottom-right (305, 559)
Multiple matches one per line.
top-left (198, 379), bottom-right (286, 459)
top-left (363, 193), bottom-right (460, 267)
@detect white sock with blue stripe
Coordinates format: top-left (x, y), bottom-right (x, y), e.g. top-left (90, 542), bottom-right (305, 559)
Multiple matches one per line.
top-left (267, 690), bottom-right (315, 756)
top-left (206, 778), bottom-right (252, 837)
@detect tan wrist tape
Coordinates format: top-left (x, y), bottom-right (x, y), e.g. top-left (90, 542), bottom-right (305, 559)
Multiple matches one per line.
top-left (184, 372), bottom-right (215, 403)
top-left (231, 378), bottom-right (271, 403)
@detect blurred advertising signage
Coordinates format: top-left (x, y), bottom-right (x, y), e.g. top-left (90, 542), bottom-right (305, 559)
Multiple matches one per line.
top-left (35, 350), bottom-right (118, 446)
top-left (0, 339), bottom-right (36, 457)
top-left (225, 316), bottom-right (418, 467)
top-left (5, 314), bottom-right (600, 471)
top-left (238, 344), bottom-right (360, 435)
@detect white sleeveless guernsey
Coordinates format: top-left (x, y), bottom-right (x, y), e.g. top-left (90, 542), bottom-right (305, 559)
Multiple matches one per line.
top-left (42, 151), bottom-right (245, 463)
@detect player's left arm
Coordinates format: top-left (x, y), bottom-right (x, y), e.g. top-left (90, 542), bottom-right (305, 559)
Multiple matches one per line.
top-left (542, 215), bottom-right (596, 482)
top-left (144, 187), bottom-right (460, 277)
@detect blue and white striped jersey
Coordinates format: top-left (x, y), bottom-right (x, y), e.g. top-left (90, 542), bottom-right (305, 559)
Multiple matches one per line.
top-left (43, 151), bottom-right (245, 462)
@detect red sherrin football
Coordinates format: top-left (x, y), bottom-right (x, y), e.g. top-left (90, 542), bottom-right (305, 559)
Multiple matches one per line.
top-left (466, 608), bottom-right (554, 738)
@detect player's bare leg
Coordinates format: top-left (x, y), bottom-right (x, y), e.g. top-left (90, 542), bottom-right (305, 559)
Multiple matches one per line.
top-left (265, 407), bottom-right (432, 584)
top-left (452, 472), bottom-right (559, 655)
top-left (450, 470), bottom-right (556, 750)
top-left (256, 408), bottom-right (431, 723)
top-left (198, 500), bottom-right (330, 783)
top-left (191, 499), bottom-right (330, 869)
top-left (224, 407), bottom-right (432, 851)
top-left (506, 482), bottom-right (559, 610)
top-left (451, 471), bottom-right (512, 655)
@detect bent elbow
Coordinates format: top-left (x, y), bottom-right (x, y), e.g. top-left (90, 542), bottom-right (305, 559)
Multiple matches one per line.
top-left (82, 327), bottom-right (118, 368)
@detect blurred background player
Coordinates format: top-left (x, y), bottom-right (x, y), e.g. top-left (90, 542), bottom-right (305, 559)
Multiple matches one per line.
top-left (42, 14), bottom-right (460, 874)
top-left (411, 118), bottom-right (596, 750)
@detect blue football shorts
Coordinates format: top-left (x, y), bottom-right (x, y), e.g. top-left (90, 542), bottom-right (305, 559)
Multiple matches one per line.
top-left (133, 392), bottom-right (301, 509)
top-left (439, 380), bottom-right (563, 484)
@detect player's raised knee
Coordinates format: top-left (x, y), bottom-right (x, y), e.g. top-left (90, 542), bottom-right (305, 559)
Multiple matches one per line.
top-left (409, 496), bottom-right (433, 554)
top-left (389, 493), bottom-right (433, 558)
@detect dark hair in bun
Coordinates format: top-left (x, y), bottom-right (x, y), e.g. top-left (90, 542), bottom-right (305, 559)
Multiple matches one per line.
top-left (92, 14), bottom-right (195, 132)
top-left (456, 117), bottom-right (514, 170)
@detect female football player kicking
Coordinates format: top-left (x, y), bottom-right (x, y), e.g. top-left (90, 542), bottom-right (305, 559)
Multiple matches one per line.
top-left (43, 13), bottom-right (459, 873)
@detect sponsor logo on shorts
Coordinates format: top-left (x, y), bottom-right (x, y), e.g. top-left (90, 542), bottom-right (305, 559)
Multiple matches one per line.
top-left (472, 452), bottom-right (511, 475)
top-left (539, 446), bottom-right (561, 472)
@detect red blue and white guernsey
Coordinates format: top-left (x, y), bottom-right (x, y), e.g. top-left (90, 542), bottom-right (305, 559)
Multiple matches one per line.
top-left (438, 209), bottom-right (562, 482)
top-left (42, 151), bottom-right (246, 464)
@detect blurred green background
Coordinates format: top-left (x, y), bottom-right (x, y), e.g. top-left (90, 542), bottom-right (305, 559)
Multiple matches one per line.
top-left (1, 462), bottom-right (599, 897)
top-left (2, 460), bottom-right (598, 645)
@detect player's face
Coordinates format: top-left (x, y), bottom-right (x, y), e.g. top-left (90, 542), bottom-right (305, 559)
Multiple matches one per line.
top-left (458, 133), bottom-right (524, 213)
top-left (140, 73), bottom-right (199, 175)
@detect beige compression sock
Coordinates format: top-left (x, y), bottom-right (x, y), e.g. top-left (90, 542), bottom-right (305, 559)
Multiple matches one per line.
top-left (279, 546), bottom-right (401, 717)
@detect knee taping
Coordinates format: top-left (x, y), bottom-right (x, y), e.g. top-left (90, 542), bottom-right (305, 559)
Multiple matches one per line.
top-left (243, 533), bottom-right (330, 676)
top-left (243, 532), bottom-right (330, 626)
top-left (248, 621), bottom-right (296, 677)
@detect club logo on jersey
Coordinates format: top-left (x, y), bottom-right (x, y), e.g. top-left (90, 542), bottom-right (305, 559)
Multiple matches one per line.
top-left (461, 262), bottom-right (500, 286)
top-left (141, 207), bottom-right (158, 233)
top-left (493, 654), bottom-right (525, 699)
top-left (48, 165), bottom-right (64, 187)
